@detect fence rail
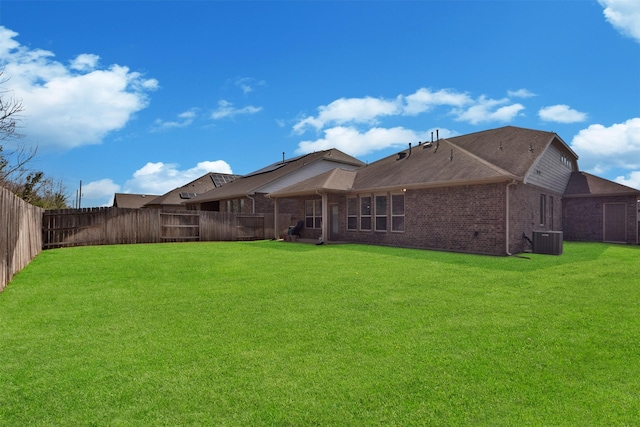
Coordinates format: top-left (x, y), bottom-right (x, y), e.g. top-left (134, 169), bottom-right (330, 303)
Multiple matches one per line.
top-left (1, 186), bottom-right (44, 292)
top-left (42, 207), bottom-right (293, 248)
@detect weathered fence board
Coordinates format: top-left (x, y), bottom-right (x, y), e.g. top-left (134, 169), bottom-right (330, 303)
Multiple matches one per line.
top-left (1, 186), bottom-right (43, 292)
top-left (42, 208), bottom-right (294, 248)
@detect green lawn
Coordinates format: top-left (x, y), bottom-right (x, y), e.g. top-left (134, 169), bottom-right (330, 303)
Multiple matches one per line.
top-left (1, 241), bottom-right (639, 426)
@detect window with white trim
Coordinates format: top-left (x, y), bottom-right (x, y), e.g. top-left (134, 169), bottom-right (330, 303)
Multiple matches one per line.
top-left (226, 199), bottom-right (244, 213)
top-left (360, 196), bottom-right (372, 230)
top-left (347, 197), bottom-right (358, 230)
top-left (391, 193), bottom-right (405, 232)
top-left (305, 199), bottom-right (322, 229)
top-left (375, 194), bottom-right (387, 231)
top-left (540, 194), bottom-right (546, 226)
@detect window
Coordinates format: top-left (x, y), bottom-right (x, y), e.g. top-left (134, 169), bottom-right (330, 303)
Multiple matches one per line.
top-left (391, 193), bottom-right (405, 232)
top-left (550, 196), bottom-right (554, 229)
top-left (305, 199), bottom-right (322, 229)
top-left (347, 197), bottom-right (358, 230)
top-left (540, 194), bottom-right (546, 225)
top-left (226, 199), bottom-right (244, 213)
top-left (375, 195), bottom-right (387, 231)
top-left (360, 196), bottom-right (372, 230)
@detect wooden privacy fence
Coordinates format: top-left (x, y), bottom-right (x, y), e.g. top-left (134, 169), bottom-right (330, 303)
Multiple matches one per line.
top-left (43, 207), bottom-right (293, 248)
top-left (1, 186), bottom-right (44, 292)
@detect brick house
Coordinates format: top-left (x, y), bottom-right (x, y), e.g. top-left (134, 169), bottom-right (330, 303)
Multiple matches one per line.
top-left (184, 149), bottom-right (365, 216)
top-left (142, 172), bottom-right (240, 210)
top-left (563, 172), bottom-right (639, 244)
top-left (268, 126), bottom-right (639, 255)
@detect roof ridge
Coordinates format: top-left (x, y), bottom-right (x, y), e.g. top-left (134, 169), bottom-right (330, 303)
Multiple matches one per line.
top-left (442, 138), bottom-right (520, 179)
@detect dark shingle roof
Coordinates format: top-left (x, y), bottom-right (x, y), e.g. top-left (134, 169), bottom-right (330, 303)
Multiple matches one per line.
top-left (564, 172), bottom-right (640, 197)
top-left (269, 168), bottom-right (358, 198)
top-left (269, 126), bottom-right (580, 196)
top-left (113, 193), bottom-right (161, 208)
top-left (446, 125), bottom-right (570, 178)
top-left (146, 172), bottom-right (240, 207)
top-left (188, 149), bottom-right (364, 203)
top-left (352, 137), bottom-right (518, 192)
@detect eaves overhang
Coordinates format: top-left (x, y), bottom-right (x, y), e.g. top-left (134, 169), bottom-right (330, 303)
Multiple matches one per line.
top-left (348, 175), bottom-right (521, 195)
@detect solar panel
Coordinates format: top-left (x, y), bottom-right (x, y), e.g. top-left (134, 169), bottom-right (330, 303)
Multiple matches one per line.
top-left (179, 192), bottom-right (198, 199)
top-left (210, 173), bottom-right (241, 187)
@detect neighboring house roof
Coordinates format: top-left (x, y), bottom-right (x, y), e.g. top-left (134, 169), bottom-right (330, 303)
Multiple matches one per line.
top-left (144, 172), bottom-right (240, 207)
top-left (564, 172), bottom-right (640, 198)
top-left (113, 193), bottom-right (161, 208)
top-left (188, 149), bottom-right (364, 203)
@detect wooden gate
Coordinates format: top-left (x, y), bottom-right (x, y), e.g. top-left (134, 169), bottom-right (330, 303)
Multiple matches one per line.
top-left (161, 211), bottom-right (200, 242)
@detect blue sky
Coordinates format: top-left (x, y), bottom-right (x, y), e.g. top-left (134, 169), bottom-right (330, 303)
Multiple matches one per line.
top-left (1, 0), bottom-right (639, 207)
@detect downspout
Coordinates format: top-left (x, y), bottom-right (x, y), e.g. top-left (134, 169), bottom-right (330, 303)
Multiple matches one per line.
top-left (506, 180), bottom-right (517, 256)
top-left (246, 193), bottom-right (256, 214)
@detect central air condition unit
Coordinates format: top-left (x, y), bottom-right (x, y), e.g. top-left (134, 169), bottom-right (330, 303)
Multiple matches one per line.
top-left (533, 231), bottom-right (563, 255)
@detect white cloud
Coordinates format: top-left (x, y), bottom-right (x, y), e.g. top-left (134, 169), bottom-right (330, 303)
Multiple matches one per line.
top-left (452, 96), bottom-right (525, 125)
top-left (234, 77), bottom-right (265, 94)
top-left (570, 118), bottom-right (640, 173)
top-left (538, 104), bottom-right (587, 123)
top-left (124, 160), bottom-right (233, 194)
top-left (0, 26), bottom-right (159, 149)
top-left (295, 126), bottom-right (455, 157)
top-left (598, 0), bottom-right (640, 43)
top-left (403, 88), bottom-right (471, 115)
top-left (152, 109), bottom-right (197, 131)
top-left (211, 100), bottom-right (262, 119)
top-left (82, 178), bottom-right (121, 200)
top-left (70, 53), bottom-right (100, 71)
top-left (292, 88), bottom-right (526, 135)
top-left (507, 89), bottom-right (536, 98)
top-left (614, 171), bottom-right (640, 190)
top-left (293, 96), bottom-right (402, 134)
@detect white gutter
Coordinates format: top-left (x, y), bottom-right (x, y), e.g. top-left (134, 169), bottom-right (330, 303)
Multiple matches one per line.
top-left (246, 193), bottom-right (256, 214)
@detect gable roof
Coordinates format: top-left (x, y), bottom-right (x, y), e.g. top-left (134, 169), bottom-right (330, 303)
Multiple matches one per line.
top-left (351, 136), bottom-right (519, 192)
top-left (188, 149), bottom-right (364, 203)
top-left (446, 126), bottom-right (576, 178)
top-left (113, 193), bottom-right (161, 208)
top-left (564, 171), bottom-right (640, 198)
top-left (269, 126), bottom-right (581, 196)
top-left (269, 168), bottom-right (358, 198)
top-left (144, 172), bottom-right (240, 207)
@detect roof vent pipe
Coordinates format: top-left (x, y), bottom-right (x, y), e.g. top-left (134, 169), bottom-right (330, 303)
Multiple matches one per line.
top-left (409, 142), bottom-right (412, 157)
top-left (282, 152), bottom-right (285, 163)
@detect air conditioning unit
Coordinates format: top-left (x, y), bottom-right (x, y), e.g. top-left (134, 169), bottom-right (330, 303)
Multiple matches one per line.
top-left (533, 231), bottom-right (563, 255)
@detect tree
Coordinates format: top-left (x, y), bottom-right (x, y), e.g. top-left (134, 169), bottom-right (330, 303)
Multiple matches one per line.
top-left (1, 71), bottom-right (69, 208)
top-left (0, 70), bottom-right (33, 185)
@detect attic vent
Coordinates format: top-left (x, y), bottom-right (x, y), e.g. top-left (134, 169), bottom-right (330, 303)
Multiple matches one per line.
top-left (397, 152), bottom-right (407, 160)
top-left (180, 192), bottom-right (198, 199)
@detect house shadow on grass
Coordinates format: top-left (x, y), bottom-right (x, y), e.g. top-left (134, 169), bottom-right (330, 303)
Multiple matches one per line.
top-left (257, 240), bottom-right (621, 274)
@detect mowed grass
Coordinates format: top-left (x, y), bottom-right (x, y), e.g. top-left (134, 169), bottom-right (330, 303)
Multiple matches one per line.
top-left (0, 241), bottom-right (639, 426)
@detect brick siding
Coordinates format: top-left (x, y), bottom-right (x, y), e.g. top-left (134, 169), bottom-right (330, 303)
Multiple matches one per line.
top-left (563, 195), bottom-right (638, 244)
